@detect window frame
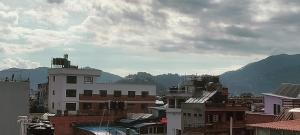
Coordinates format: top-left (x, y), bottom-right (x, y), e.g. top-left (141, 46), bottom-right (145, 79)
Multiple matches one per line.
top-left (83, 90), bottom-right (93, 96)
top-left (84, 76), bottom-right (93, 84)
top-left (66, 89), bottom-right (77, 97)
top-left (66, 76), bottom-right (77, 84)
top-left (128, 91), bottom-right (136, 98)
top-left (114, 90), bottom-right (122, 97)
top-left (66, 103), bottom-right (76, 111)
top-left (99, 90), bottom-right (107, 97)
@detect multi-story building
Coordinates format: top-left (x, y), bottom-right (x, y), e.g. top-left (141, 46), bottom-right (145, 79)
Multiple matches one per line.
top-left (166, 76), bottom-right (248, 135)
top-left (48, 55), bottom-right (156, 115)
top-left (0, 81), bottom-right (29, 135)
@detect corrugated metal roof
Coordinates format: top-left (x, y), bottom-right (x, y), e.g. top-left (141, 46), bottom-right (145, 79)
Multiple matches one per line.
top-left (274, 83), bottom-right (300, 98)
top-left (185, 90), bottom-right (217, 104)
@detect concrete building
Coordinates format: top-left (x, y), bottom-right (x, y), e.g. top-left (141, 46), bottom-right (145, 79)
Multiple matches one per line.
top-left (0, 81), bottom-right (29, 135)
top-left (263, 83), bottom-right (300, 115)
top-left (48, 55), bottom-right (156, 115)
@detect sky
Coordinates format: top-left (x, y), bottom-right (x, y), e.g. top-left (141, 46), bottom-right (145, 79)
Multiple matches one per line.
top-left (0, 0), bottom-right (300, 76)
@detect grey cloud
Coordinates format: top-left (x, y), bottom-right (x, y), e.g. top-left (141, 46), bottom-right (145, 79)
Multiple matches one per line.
top-left (47, 0), bottom-right (64, 4)
top-left (225, 26), bottom-right (260, 38)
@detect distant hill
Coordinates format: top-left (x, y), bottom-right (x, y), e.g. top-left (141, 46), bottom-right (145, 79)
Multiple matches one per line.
top-left (116, 72), bottom-right (184, 95)
top-left (220, 54), bottom-right (300, 95)
top-left (0, 67), bottom-right (123, 91)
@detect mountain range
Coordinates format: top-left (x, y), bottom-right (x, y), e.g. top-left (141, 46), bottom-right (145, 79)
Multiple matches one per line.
top-left (220, 54), bottom-right (300, 95)
top-left (1, 54), bottom-right (300, 95)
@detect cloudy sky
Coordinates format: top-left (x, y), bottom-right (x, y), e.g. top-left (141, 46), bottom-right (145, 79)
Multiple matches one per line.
top-left (0, 0), bottom-right (299, 76)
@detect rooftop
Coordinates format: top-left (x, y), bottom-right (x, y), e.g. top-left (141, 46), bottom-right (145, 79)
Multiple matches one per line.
top-left (248, 119), bottom-right (300, 131)
top-left (268, 83), bottom-right (300, 98)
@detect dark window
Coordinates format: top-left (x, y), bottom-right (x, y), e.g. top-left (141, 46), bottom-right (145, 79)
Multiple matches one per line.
top-left (194, 113), bottom-right (197, 117)
top-left (66, 103), bottom-right (76, 111)
top-left (66, 89), bottom-right (76, 97)
top-left (52, 102), bottom-right (54, 109)
top-left (99, 90), bottom-right (107, 97)
top-left (114, 90), bottom-right (121, 97)
top-left (84, 76), bottom-right (93, 84)
top-left (198, 113), bottom-right (202, 117)
top-left (274, 104), bottom-right (281, 115)
top-left (149, 127), bottom-right (153, 133)
top-left (169, 99), bottom-right (175, 108)
top-left (66, 76), bottom-right (77, 84)
top-left (53, 76), bottom-right (55, 82)
top-left (83, 103), bottom-right (92, 110)
top-left (183, 113), bottom-right (186, 116)
top-left (84, 90), bottom-right (93, 96)
top-left (52, 90), bottom-right (55, 95)
top-left (142, 91), bottom-right (149, 97)
top-left (176, 129), bottom-right (181, 135)
top-left (128, 91), bottom-right (136, 97)
top-left (187, 113), bottom-right (191, 117)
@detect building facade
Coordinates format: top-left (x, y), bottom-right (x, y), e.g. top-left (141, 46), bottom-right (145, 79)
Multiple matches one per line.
top-left (0, 81), bottom-right (29, 135)
top-left (48, 68), bottom-right (156, 115)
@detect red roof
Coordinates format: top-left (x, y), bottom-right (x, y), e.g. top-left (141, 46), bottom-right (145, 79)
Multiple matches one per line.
top-left (248, 119), bottom-right (300, 131)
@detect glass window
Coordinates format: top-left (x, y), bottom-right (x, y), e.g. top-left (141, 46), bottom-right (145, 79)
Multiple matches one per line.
top-left (83, 103), bottom-right (92, 110)
top-left (66, 103), bottom-right (76, 111)
top-left (128, 91), bottom-right (136, 97)
top-left (114, 90), bottom-right (121, 97)
top-left (84, 90), bottom-right (93, 96)
top-left (53, 76), bottom-right (55, 82)
top-left (52, 90), bottom-right (55, 95)
top-left (66, 76), bottom-right (77, 84)
top-left (84, 76), bottom-right (93, 84)
top-left (99, 90), bottom-right (107, 97)
top-left (66, 89), bottom-right (76, 97)
top-left (52, 102), bottom-right (54, 109)
top-left (142, 91), bottom-right (149, 97)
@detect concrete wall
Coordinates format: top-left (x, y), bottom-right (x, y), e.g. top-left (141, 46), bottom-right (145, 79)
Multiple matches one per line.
top-left (0, 81), bottom-right (29, 135)
top-left (181, 103), bottom-right (205, 128)
top-left (166, 108), bottom-right (182, 135)
top-left (264, 95), bottom-right (282, 114)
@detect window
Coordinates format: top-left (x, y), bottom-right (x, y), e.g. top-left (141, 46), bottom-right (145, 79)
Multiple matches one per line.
top-left (53, 76), bottom-right (55, 82)
top-left (187, 113), bottom-right (191, 117)
top-left (66, 76), bottom-right (77, 84)
top-left (52, 90), bottom-right (55, 95)
top-left (212, 114), bottom-right (219, 122)
top-left (66, 89), bottom-right (76, 97)
top-left (52, 102), bottom-right (54, 109)
top-left (84, 76), bottom-right (93, 84)
top-left (183, 113), bottom-right (186, 116)
top-left (99, 90), bottom-right (107, 97)
top-left (83, 103), bottom-right (92, 110)
top-left (128, 91), bottom-right (136, 97)
top-left (114, 90), bottom-right (121, 97)
top-left (142, 91), bottom-right (149, 97)
top-left (194, 113), bottom-right (197, 117)
top-left (274, 104), bottom-right (281, 115)
top-left (66, 103), bottom-right (76, 111)
top-left (84, 90), bottom-right (93, 96)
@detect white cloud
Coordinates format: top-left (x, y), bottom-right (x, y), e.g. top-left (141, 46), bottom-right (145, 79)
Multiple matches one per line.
top-left (0, 58), bottom-right (41, 70)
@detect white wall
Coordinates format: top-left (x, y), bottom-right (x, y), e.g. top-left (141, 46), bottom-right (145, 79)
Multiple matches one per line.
top-left (48, 68), bottom-right (156, 114)
top-left (167, 109), bottom-right (182, 135)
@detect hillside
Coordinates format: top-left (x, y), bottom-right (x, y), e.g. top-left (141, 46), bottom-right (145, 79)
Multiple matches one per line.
top-left (220, 54), bottom-right (300, 95)
top-left (116, 72), bottom-right (184, 95)
top-left (0, 67), bottom-right (123, 90)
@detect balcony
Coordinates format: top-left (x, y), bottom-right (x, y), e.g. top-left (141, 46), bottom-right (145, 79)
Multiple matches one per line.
top-left (205, 103), bottom-right (248, 111)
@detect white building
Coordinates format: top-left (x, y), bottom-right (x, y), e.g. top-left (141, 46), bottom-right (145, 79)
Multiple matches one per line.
top-left (0, 81), bottom-right (29, 135)
top-left (48, 68), bottom-right (156, 115)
